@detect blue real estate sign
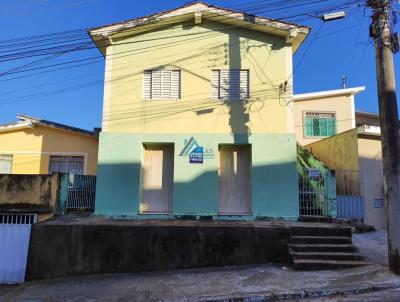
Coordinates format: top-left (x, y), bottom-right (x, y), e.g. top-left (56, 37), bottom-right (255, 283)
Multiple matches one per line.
top-left (189, 146), bottom-right (203, 164)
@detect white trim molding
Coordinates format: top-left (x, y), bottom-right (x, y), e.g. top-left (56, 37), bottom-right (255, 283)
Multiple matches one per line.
top-left (292, 86), bottom-right (365, 102)
top-left (0, 151), bottom-right (88, 174)
top-left (0, 122), bottom-right (34, 133)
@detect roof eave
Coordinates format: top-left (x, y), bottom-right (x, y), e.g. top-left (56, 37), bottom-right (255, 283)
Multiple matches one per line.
top-left (17, 115), bottom-right (98, 138)
top-left (292, 86), bottom-right (366, 102)
top-left (0, 122), bottom-right (34, 133)
top-left (88, 2), bottom-right (310, 56)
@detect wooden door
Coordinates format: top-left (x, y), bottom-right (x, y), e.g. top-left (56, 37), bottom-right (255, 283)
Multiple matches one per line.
top-left (141, 145), bottom-right (174, 214)
top-left (218, 145), bottom-right (251, 215)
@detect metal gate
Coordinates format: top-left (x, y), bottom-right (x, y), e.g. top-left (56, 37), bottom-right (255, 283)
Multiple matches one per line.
top-left (336, 170), bottom-right (365, 220)
top-left (298, 169), bottom-right (329, 216)
top-left (66, 174), bottom-right (96, 213)
top-left (0, 213), bottom-right (37, 284)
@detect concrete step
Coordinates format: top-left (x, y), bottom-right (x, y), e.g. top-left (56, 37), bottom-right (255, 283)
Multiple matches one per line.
top-left (289, 244), bottom-right (357, 253)
top-left (293, 259), bottom-right (369, 271)
top-left (289, 251), bottom-right (364, 261)
top-left (291, 236), bottom-right (352, 245)
top-left (290, 226), bottom-right (351, 238)
top-left (298, 216), bottom-right (333, 223)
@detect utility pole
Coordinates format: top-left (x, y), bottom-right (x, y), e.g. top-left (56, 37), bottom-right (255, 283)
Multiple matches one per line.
top-left (367, 0), bottom-right (400, 274)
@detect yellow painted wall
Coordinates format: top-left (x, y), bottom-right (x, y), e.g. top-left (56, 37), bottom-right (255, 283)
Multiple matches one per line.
top-left (293, 94), bottom-right (355, 146)
top-left (304, 129), bottom-right (360, 171)
top-left (357, 135), bottom-right (385, 228)
top-left (0, 128), bottom-right (43, 174)
top-left (305, 130), bottom-right (387, 228)
top-left (103, 20), bottom-right (293, 134)
top-left (0, 125), bottom-right (98, 175)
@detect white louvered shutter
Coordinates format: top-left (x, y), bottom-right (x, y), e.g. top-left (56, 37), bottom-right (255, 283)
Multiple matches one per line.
top-left (211, 70), bottom-right (220, 99)
top-left (211, 69), bottom-right (249, 101)
top-left (229, 69), bottom-right (241, 100)
top-left (151, 70), bottom-right (162, 99)
top-left (161, 70), bottom-right (171, 99)
top-left (219, 69), bottom-right (230, 100)
top-left (143, 71), bottom-right (152, 99)
top-left (143, 70), bottom-right (181, 100)
top-left (170, 70), bottom-right (181, 99)
top-left (240, 70), bottom-right (249, 100)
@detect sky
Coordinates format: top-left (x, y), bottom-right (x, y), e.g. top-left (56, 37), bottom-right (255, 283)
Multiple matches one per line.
top-left (0, 0), bottom-right (399, 131)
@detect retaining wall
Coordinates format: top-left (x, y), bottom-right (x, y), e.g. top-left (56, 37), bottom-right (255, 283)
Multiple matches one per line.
top-left (26, 220), bottom-right (290, 280)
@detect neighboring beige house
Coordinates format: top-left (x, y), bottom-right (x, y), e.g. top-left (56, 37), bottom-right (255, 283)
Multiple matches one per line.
top-left (292, 87), bottom-right (365, 146)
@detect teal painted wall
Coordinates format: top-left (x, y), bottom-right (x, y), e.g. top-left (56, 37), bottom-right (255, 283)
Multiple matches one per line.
top-left (95, 132), bottom-right (299, 219)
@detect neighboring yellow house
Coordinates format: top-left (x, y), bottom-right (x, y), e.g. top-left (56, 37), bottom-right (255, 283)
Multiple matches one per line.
top-left (292, 87), bottom-right (365, 146)
top-left (0, 115), bottom-right (99, 175)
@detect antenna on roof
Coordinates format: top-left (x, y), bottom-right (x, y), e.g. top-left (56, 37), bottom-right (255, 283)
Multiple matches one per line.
top-left (341, 75), bottom-right (348, 89)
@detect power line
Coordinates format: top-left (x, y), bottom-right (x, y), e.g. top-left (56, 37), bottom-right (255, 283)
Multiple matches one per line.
top-left (345, 9), bottom-right (367, 81)
top-left (0, 0), bottom-right (360, 58)
top-left (0, 0), bottom-right (366, 108)
top-left (0, 1), bottom-right (363, 78)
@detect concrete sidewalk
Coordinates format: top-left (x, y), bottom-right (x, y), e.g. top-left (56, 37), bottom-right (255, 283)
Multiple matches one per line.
top-left (1, 263), bottom-right (400, 302)
top-left (353, 229), bottom-right (388, 266)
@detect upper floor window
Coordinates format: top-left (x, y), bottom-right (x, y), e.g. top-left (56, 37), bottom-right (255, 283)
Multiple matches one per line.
top-left (304, 111), bottom-right (336, 137)
top-left (211, 69), bottom-right (249, 101)
top-left (0, 154), bottom-right (12, 174)
top-left (143, 70), bottom-right (181, 100)
top-left (49, 156), bottom-right (85, 174)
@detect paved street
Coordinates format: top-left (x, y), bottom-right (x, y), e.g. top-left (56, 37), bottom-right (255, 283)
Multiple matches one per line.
top-left (353, 229), bottom-right (388, 266)
top-left (1, 263), bottom-right (400, 302)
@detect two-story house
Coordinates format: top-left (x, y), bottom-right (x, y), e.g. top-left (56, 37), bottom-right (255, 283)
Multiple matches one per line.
top-left (89, 2), bottom-right (309, 219)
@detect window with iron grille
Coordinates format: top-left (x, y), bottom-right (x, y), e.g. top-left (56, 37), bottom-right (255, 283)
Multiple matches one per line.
top-left (211, 69), bottom-right (249, 101)
top-left (143, 70), bottom-right (181, 100)
top-left (0, 154), bottom-right (12, 174)
top-left (304, 111), bottom-right (336, 137)
top-left (49, 156), bottom-right (84, 174)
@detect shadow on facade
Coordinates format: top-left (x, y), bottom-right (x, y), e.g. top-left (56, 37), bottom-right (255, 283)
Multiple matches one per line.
top-left (94, 160), bottom-right (298, 218)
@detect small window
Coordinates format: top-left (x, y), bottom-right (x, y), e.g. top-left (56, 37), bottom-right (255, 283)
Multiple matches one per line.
top-left (49, 156), bottom-right (84, 174)
top-left (304, 111), bottom-right (336, 137)
top-left (374, 198), bottom-right (384, 208)
top-left (211, 69), bottom-right (249, 101)
top-left (0, 155), bottom-right (13, 174)
top-left (143, 70), bottom-right (181, 100)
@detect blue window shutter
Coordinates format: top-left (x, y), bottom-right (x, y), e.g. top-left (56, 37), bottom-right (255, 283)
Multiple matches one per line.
top-left (305, 117), bottom-right (313, 136)
top-left (327, 118), bottom-right (336, 136)
top-left (319, 118), bottom-right (328, 136)
top-left (312, 119), bottom-right (320, 136)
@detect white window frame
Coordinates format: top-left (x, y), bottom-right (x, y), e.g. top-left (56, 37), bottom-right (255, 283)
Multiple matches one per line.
top-left (0, 154), bottom-right (13, 174)
top-left (303, 110), bottom-right (337, 138)
top-left (211, 69), bottom-right (250, 101)
top-left (143, 69), bottom-right (181, 100)
top-left (49, 155), bottom-right (86, 175)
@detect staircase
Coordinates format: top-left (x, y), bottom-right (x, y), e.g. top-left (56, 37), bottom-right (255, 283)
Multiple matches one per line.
top-left (288, 224), bottom-right (368, 270)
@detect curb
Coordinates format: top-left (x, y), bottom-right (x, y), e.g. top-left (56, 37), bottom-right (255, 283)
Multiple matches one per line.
top-left (198, 282), bottom-right (400, 302)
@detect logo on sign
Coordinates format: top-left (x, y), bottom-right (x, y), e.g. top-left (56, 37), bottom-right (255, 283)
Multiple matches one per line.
top-left (179, 136), bottom-right (214, 164)
top-left (190, 146), bottom-right (203, 164)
